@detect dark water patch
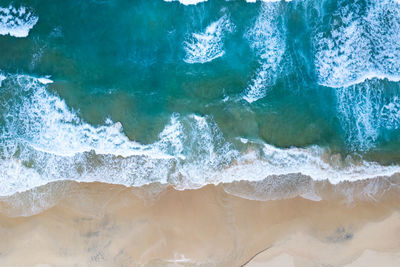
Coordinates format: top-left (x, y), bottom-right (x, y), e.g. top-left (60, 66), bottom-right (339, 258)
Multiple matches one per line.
top-left (326, 227), bottom-right (354, 243)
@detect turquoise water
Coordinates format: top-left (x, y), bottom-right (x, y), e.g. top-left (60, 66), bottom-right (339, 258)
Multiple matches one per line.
top-left (1, 0), bottom-right (400, 196)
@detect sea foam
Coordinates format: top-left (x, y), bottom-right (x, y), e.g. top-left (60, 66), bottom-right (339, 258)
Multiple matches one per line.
top-left (0, 6), bottom-right (38, 38)
top-left (243, 3), bottom-right (286, 103)
top-left (0, 74), bottom-right (237, 194)
top-left (314, 0), bottom-right (400, 149)
top-left (1, 73), bottom-right (400, 197)
top-left (336, 78), bottom-right (400, 150)
top-left (314, 0), bottom-right (400, 88)
top-left (164, 0), bottom-right (207, 5)
top-left (183, 14), bottom-right (234, 64)
top-left (164, 0), bottom-right (292, 4)
top-left (0, 73), bottom-right (5, 86)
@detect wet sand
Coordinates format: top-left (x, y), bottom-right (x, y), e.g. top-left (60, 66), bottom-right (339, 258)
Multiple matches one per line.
top-left (0, 180), bottom-right (400, 266)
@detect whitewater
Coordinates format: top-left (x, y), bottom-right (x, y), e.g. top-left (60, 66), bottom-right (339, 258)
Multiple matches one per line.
top-left (1, 0), bottom-right (400, 203)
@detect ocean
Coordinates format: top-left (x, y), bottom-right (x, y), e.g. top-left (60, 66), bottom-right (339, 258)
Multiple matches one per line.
top-left (1, 0), bottom-right (400, 207)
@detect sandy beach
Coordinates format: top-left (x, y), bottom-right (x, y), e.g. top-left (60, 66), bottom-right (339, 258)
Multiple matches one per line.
top-left (0, 179), bottom-right (399, 266)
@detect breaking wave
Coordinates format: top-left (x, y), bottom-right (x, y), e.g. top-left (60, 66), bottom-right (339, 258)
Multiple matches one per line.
top-left (314, 0), bottom-right (400, 88)
top-left (313, 0), bottom-right (400, 149)
top-left (183, 13), bottom-right (234, 64)
top-left (336, 78), bottom-right (400, 150)
top-left (0, 5), bottom-right (38, 38)
top-left (242, 3), bottom-right (286, 103)
top-left (1, 73), bottom-right (400, 197)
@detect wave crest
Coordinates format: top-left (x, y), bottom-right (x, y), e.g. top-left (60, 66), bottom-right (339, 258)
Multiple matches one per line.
top-left (183, 13), bottom-right (234, 64)
top-left (243, 3), bottom-right (286, 103)
top-left (314, 0), bottom-right (400, 88)
top-left (1, 74), bottom-right (400, 196)
top-left (0, 5), bottom-right (38, 38)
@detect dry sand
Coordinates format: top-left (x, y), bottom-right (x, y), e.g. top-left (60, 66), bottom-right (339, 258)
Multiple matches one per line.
top-left (0, 180), bottom-right (399, 266)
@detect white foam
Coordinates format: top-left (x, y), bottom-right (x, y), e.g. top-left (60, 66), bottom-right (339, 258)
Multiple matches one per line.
top-left (381, 96), bottom-right (400, 129)
top-left (314, 0), bottom-right (400, 88)
top-left (164, 0), bottom-right (207, 5)
top-left (215, 143), bottom-right (400, 185)
top-left (1, 73), bottom-right (400, 197)
top-left (164, 0), bottom-right (291, 4)
top-left (240, 137), bottom-right (248, 144)
top-left (37, 77), bottom-right (53, 85)
top-left (1, 74), bottom-right (176, 159)
top-left (0, 74), bottom-right (238, 195)
top-left (0, 73), bottom-right (5, 86)
top-left (336, 78), bottom-right (400, 150)
top-left (0, 6), bottom-right (38, 38)
top-left (184, 14), bottom-right (234, 64)
top-left (314, 0), bottom-right (400, 149)
top-left (246, 0), bottom-right (292, 2)
top-left (336, 80), bottom-right (382, 150)
top-left (243, 64), bottom-right (275, 103)
top-left (322, 73), bottom-right (400, 89)
top-left (243, 3), bottom-right (285, 103)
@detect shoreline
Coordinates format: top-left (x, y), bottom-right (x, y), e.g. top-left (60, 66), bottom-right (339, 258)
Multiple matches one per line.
top-left (0, 181), bottom-right (400, 266)
top-left (2, 173), bottom-right (400, 217)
